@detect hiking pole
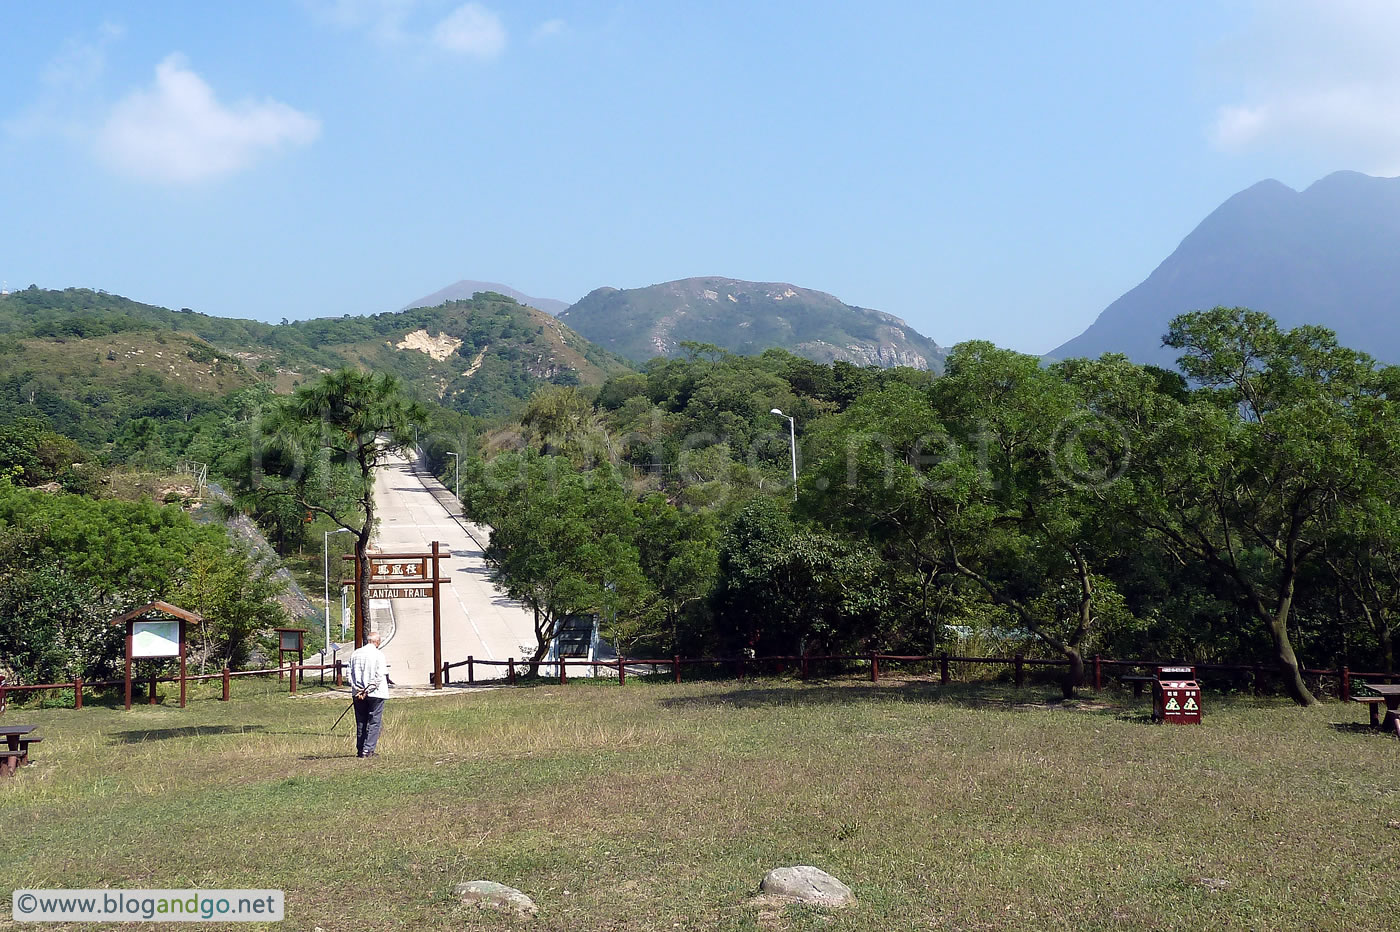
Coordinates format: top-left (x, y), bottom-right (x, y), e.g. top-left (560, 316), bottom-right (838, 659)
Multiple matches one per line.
top-left (328, 696), bottom-right (355, 734)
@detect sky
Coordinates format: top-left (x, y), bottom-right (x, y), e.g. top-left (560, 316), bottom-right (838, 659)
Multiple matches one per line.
top-left (3, 1), bottom-right (1399, 354)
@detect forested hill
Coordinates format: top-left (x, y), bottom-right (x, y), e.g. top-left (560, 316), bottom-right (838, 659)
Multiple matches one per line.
top-left (0, 287), bottom-right (635, 429)
top-left (1052, 171), bottom-right (1400, 366)
top-left (558, 277), bottom-right (946, 370)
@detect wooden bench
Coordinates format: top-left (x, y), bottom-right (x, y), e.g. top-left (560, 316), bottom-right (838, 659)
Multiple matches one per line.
top-left (0, 725), bottom-right (39, 773)
top-left (1121, 674), bottom-right (1156, 697)
top-left (1351, 695), bottom-right (1387, 727)
top-left (0, 749), bottom-right (24, 777)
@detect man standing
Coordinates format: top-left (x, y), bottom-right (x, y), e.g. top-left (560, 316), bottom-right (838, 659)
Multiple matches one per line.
top-left (348, 630), bottom-right (388, 757)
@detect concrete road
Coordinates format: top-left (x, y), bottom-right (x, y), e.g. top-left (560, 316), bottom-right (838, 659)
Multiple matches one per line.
top-left (366, 451), bottom-right (538, 684)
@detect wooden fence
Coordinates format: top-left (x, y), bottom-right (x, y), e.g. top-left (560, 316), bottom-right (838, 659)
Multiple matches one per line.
top-left (0, 661), bottom-right (343, 710)
top-left (3, 651), bottom-right (1394, 712)
top-left (440, 651), bottom-right (1395, 702)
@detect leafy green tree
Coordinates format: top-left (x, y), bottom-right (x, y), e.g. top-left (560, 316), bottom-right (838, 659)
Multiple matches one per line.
top-left (632, 494), bottom-right (719, 650)
top-left (808, 345), bottom-right (1131, 697)
top-left (0, 526), bottom-right (121, 684)
top-left (714, 497), bottom-right (887, 655)
top-left (473, 453), bottom-right (651, 669)
top-left (1106, 308), bottom-right (1395, 705)
top-left (173, 541), bottom-right (288, 672)
top-left (247, 369), bottom-right (427, 642)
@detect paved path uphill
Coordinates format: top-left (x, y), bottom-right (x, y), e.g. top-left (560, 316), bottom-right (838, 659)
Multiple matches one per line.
top-left (367, 452), bottom-right (538, 684)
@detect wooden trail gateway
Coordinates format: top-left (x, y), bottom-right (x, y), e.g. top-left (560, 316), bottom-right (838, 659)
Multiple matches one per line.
top-left (343, 542), bottom-right (449, 688)
top-left (110, 601), bottom-right (200, 710)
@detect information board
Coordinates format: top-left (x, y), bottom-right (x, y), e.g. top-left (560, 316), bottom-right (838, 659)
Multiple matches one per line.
top-left (131, 620), bottom-right (181, 658)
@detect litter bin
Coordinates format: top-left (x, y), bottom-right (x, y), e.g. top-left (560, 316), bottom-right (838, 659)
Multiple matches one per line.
top-left (1153, 665), bottom-right (1202, 724)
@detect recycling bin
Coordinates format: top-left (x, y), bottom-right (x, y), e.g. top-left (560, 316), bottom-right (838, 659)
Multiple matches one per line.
top-left (1153, 665), bottom-right (1202, 724)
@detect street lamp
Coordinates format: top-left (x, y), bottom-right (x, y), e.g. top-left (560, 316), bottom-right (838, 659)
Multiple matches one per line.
top-left (771, 408), bottom-right (797, 497)
top-left (323, 528), bottom-right (353, 661)
top-left (445, 451), bottom-right (460, 511)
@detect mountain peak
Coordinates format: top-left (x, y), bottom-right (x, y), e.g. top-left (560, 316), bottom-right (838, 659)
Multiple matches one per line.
top-left (559, 276), bottom-right (944, 370)
top-left (404, 280), bottom-right (569, 316)
top-left (1050, 171), bottom-right (1400, 365)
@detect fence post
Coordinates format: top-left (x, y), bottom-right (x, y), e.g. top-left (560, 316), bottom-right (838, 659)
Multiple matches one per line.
top-left (334, 660), bottom-right (342, 688)
top-left (290, 665), bottom-right (297, 694)
top-left (148, 673), bottom-right (157, 705)
top-left (1014, 653), bottom-right (1024, 689)
top-left (559, 658), bottom-right (567, 685)
top-left (1093, 654), bottom-right (1102, 692)
top-left (801, 653), bottom-right (809, 681)
top-left (674, 655), bottom-right (681, 684)
top-left (508, 658), bottom-right (516, 685)
top-left (618, 658), bottom-right (626, 686)
top-left (74, 677), bottom-right (83, 710)
top-left (222, 667), bottom-right (231, 701)
top-left (442, 662), bottom-right (450, 686)
top-left (1341, 665), bottom-right (1351, 703)
top-left (870, 652), bottom-right (879, 684)
top-left (940, 653), bottom-right (949, 686)
top-left (467, 656), bottom-right (474, 685)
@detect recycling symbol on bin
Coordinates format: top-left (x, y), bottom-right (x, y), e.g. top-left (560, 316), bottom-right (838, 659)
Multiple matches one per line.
top-left (1165, 696), bottom-right (1180, 711)
top-left (1183, 696), bottom-right (1198, 711)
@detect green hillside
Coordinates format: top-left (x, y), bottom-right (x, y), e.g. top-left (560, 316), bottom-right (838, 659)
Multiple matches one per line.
top-left (558, 277), bottom-right (946, 370)
top-left (0, 287), bottom-right (635, 430)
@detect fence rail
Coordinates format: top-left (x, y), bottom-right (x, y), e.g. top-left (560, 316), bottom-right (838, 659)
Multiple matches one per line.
top-left (438, 650), bottom-right (1396, 701)
top-left (0, 661), bottom-right (343, 710)
top-left (4, 650), bottom-right (1395, 713)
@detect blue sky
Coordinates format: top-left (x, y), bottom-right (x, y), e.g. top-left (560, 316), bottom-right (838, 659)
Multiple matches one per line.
top-left (3, 1), bottom-right (1398, 353)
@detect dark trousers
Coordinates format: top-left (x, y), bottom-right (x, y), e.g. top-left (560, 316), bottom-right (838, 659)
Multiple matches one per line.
top-left (354, 697), bottom-right (384, 756)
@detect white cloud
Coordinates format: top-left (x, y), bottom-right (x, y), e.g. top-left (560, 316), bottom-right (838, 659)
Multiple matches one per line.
top-left (4, 23), bottom-right (123, 141)
top-left (1209, 0), bottom-right (1400, 173)
top-left (95, 55), bottom-right (321, 184)
top-left (431, 3), bottom-right (507, 59)
top-left (303, 0), bottom-right (416, 43)
top-left (532, 18), bottom-right (566, 41)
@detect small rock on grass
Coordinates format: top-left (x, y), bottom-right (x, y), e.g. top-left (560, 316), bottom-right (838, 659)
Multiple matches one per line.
top-left (455, 881), bottom-right (538, 919)
top-left (759, 866), bottom-right (855, 908)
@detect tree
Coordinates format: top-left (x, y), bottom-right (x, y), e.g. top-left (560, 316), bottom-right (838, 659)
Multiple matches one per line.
top-left (173, 541), bottom-right (288, 672)
top-left (632, 494), bottom-right (719, 650)
top-left (1104, 308), bottom-right (1394, 705)
top-left (807, 345), bottom-right (1133, 698)
top-left (0, 533), bottom-right (121, 685)
top-left (714, 497), bottom-right (887, 655)
top-left (474, 453), bottom-right (651, 669)
top-left (247, 370), bottom-right (427, 643)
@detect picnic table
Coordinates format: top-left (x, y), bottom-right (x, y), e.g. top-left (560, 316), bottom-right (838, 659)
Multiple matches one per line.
top-left (0, 725), bottom-right (40, 776)
top-left (1352, 682), bottom-right (1400, 734)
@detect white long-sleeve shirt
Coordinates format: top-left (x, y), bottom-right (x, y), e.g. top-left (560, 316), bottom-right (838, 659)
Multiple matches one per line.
top-left (348, 644), bottom-right (389, 699)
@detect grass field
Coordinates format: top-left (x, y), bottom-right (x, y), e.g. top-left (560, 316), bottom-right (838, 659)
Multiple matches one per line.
top-left (2, 676), bottom-right (1398, 931)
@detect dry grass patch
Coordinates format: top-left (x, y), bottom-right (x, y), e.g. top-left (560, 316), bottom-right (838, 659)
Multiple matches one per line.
top-left (2, 678), bottom-right (1398, 930)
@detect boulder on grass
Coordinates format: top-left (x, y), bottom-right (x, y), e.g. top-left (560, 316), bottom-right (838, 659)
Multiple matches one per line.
top-left (759, 866), bottom-right (855, 908)
top-left (454, 881), bottom-right (538, 919)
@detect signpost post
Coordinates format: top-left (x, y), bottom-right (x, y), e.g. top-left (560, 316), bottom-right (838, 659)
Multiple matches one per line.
top-left (111, 601), bottom-right (200, 711)
top-left (343, 543), bottom-right (449, 688)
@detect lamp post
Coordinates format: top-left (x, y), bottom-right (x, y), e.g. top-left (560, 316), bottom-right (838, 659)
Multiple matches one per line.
top-left (770, 408), bottom-right (797, 497)
top-left (446, 451), bottom-right (460, 511)
top-left (323, 528), bottom-right (352, 660)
